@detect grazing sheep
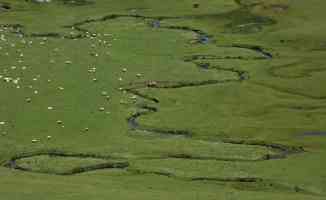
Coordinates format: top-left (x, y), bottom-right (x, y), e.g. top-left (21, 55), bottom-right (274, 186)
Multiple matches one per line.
top-left (101, 91), bottom-right (108, 96)
top-left (31, 139), bottom-right (39, 143)
top-left (147, 81), bottom-right (158, 87)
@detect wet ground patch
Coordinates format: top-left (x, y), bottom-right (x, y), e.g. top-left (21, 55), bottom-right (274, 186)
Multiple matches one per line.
top-left (57, 0), bottom-right (94, 6)
top-left (268, 62), bottom-right (326, 79)
top-left (26, 0), bottom-right (94, 6)
top-left (256, 3), bottom-right (289, 13)
top-left (127, 168), bottom-right (320, 196)
top-left (4, 151), bottom-right (129, 175)
top-left (223, 7), bottom-right (276, 34)
top-left (229, 180), bottom-right (318, 196)
top-left (300, 132), bottom-right (326, 137)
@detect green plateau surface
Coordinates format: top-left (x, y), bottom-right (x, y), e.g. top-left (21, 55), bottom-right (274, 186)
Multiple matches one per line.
top-left (0, 0), bottom-right (326, 199)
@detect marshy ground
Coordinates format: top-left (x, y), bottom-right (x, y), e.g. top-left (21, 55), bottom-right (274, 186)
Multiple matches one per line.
top-left (0, 0), bottom-right (326, 199)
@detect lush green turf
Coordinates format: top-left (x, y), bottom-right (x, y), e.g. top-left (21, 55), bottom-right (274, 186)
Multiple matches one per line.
top-left (1, 0), bottom-right (326, 199)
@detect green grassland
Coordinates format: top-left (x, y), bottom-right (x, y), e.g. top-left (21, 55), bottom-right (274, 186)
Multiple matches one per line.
top-left (1, 0), bottom-right (326, 199)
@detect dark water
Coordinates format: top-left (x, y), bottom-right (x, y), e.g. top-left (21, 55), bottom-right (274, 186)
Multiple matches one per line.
top-left (198, 35), bottom-right (210, 44)
top-left (151, 20), bottom-right (161, 28)
top-left (198, 63), bottom-right (210, 69)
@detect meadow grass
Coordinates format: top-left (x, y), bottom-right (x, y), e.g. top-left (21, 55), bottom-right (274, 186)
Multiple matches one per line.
top-left (0, 0), bottom-right (326, 199)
